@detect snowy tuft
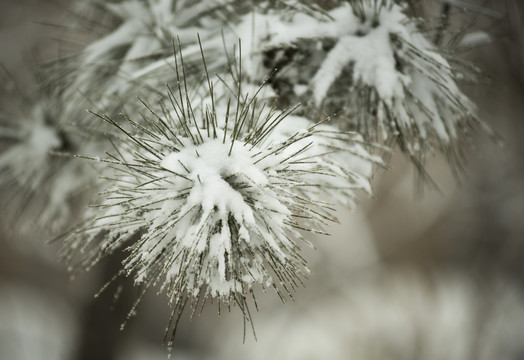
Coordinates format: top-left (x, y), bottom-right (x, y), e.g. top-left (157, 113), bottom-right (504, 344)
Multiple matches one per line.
top-left (0, 100), bottom-right (94, 232)
top-left (61, 0), bottom-right (225, 122)
top-left (59, 68), bottom-right (376, 342)
top-left (236, 0), bottom-right (482, 175)
top-left (0, 104), bottom-right (62, 190)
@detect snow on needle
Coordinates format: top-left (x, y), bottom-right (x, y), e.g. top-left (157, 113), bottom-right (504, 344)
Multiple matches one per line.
top-left (60, 39), bottom-right (353, 349)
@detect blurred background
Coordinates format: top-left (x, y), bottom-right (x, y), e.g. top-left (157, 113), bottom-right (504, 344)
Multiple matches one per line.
top-left (0, 0), bottom-right (523, 359)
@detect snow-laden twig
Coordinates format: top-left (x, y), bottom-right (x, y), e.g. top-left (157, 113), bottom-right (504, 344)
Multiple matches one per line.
top-left (233, 0), bottom-right (486, 178)
top-left (59, 0), bottom-right (225, 122)
top-left (0, 68), bottom-right (96, 233)
top-left (60, 43), bottom-right (378, 346)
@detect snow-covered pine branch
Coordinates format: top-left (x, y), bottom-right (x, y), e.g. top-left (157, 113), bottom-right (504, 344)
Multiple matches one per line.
top-left (233, 0), bottom-right (487, 178)
top-left (58, 0), bottom-right (322, 124)
top-left (60, 45), bottom-right (377, 345)
top-left (0, 0), bottom-right (499, 352)
top-left (0, 68), bottom-right (96, 233)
